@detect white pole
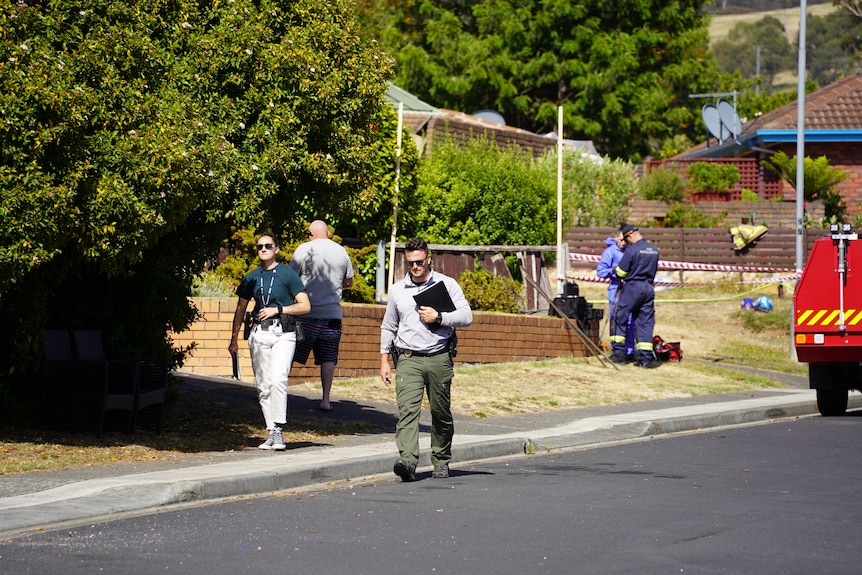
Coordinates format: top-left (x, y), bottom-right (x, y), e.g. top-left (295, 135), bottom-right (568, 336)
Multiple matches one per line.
top-left (795, 1), bottom-right (807, 273)
top-left (388, 102), bottom-right (403, 294)
top-left (556, 105), bottom-right (564, 295)
top-left (791, 0), bottom-right (807, 363)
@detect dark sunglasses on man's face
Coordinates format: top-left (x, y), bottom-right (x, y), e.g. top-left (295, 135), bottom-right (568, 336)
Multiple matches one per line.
top-left (257, 243), bottom-right (274, 251)
top-left (406, 257), bottom-right (427, 267)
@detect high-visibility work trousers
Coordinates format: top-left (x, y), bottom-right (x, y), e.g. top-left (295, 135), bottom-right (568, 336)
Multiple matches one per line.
top-left (611, 280), bottom-right (655, 364)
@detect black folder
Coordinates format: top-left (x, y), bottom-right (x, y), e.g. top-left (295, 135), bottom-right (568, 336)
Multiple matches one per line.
top-left (413, 281), bottom-right (456, 312)
top-left (231, 350), bottom-right (241, 379)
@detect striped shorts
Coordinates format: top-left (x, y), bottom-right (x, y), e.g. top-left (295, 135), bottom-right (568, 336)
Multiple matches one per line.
top-left (292, 318), bottom-right (343, 365)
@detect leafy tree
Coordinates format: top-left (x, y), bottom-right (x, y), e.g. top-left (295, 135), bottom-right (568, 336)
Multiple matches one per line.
top-left (734, 76), bottom-right (818, 120)
top-left (0, 1), bottom-right (398, 401)
top-left (837, 0), bottom-right (862, 18)
top-left (803, 10), bottom-right (862, 87)
top-left (712, 16), bottom-right (794, 88)
top-left (764, 151), bottom-right (849, 221)
top-left (360, 0), bottom-right (723, 161)
top-left (336, 107), bottom-right (421, 243)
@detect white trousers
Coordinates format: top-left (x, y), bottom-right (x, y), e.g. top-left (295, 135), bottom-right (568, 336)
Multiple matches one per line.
top-left (248, 324), bottom-right (296, 430)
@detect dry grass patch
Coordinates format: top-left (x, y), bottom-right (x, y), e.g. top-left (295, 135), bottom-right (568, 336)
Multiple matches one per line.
top-left (319, 357), bottom-right (782, 420)
top-left (709, 4), bottom-right (839, 46)
top-left (1, 281), bottom-right (801, 475)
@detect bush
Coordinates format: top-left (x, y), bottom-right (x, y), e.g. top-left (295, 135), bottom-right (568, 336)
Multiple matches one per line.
top-left (413, 136), bottom-right (556, 247)
top-left (0, 0), bottom-right (398, 401)
top-left (685, 162), bottom-right (741, 193)
top-left (764, 151), bottom-right (849, 222)
top-left (554, 152), bottom-right (637, 227)
top-left (195, 227), bottom-right (376, 304)
top-left (740, 188), bottom-right (760, 201)
top-left (662, 204), bottom-right (723, 228)
top-left (344, 245), bottom-right (378, 304)
top-left (638, 168), bottom-right (687, 202)
top-left (458, 270), bottom-right (523, 313)
top-left (192, 274), bottom-right (236, 298)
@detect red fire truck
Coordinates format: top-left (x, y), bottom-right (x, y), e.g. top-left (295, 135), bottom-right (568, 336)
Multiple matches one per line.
top-left (793, 223), bottom-right (862, 416)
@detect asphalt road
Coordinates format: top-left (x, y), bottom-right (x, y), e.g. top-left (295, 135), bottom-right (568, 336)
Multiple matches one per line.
top-left (2, 414), bottom-right (860, 575)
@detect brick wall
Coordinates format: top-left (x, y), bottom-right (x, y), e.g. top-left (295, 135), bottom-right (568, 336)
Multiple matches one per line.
top-left (773, 142), bottom-right (862, 218)
top-left (173, 300), bottom-right (592, 384)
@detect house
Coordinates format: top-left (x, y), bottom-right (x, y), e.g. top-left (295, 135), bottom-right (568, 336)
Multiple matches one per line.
top-left (670, 72), bottom-right (862, 218)
top-left (384, 83), bottom-right (596, 159)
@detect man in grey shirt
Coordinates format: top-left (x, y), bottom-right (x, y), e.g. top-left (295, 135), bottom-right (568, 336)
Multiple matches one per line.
top-left (289, 220), bottom-right (354, 411)
top-left (380, 238), bottom-right (473, 481)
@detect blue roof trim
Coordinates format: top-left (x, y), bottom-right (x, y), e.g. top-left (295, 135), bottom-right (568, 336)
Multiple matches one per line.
top-left (683, 129), bottom-right (862, 159)
top-left (755, 129), bottom-right (862, 143)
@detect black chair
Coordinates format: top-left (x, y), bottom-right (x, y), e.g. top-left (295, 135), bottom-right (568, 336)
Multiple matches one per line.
top-left (134, 360), bottom-right (169, 434)
top-left (42, 330), bottom-right (132, 436)
top-left (71, 330), bottom-right (139, 435)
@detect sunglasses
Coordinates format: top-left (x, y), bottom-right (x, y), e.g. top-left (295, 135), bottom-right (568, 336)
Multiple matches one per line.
top-left (257, 243), bottom-right (274, 251)
top-left (406, 257), bottom-right (427, 267)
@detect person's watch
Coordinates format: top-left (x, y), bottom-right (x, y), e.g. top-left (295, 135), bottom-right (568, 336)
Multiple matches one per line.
top-left (434, 313), bottom-right (443, 326)
top-left (278, 305), bottom-right (283, 314)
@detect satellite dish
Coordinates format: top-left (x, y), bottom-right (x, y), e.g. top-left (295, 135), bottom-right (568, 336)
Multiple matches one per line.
top-left (472, 109), bottom-right (506, 126)
top-left (717, 98), bottom-right (741, 139)
top-left (702, 104), bottom-right (723, 143)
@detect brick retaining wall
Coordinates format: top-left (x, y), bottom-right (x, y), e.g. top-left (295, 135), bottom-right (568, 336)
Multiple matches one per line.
top-left (173, 300), bottom-right (593, 384)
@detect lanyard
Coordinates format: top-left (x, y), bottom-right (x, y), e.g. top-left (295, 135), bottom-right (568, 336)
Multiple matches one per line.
top-left (260, 267), bottom-right (276, 307)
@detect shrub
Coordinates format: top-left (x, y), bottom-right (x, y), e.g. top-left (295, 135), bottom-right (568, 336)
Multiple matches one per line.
top-left (413, 136), bottom-right (556, 247)
top-left (764, 151), bottom-right (849, 222)
top-left (192, 274), bottom-right (236, 298)
top-left (638, 168), bottom-right (687, 202)
top-left (685, 162), bottom-right (740, 193)
top-left (197, 227), bottom-right (376, 304)
top-left (458, 270), bottom-right (523, 313)
top-left (662, 204), bottom-right (723, 228)
top-left (344, 245), bottom-right (378, 304)
top-left (740, 188), bottom-right (759, 201)
top-left (555, 152), bottom-right (637, 227)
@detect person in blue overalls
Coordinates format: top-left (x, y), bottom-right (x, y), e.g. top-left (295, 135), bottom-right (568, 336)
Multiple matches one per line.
top-left (611, 224), bottom-right (660, 368)
top-left (596, 230), bottom-right (635, 361)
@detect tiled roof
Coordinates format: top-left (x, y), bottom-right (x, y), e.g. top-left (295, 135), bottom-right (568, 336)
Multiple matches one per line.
top-left (677, 73), bottom-right (862, 158)
top-left (742, 72), bottom-right (862, 133)
top-left (387, 83), bottom-right (594, 158)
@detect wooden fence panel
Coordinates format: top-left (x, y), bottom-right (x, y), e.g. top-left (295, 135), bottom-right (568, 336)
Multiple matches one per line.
top-left (565, 227), bottom-right (828, 270)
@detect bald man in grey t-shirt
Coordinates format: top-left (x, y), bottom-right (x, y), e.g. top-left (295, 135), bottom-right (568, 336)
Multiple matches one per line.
top-left (288, 220), bottom-right (354, 411)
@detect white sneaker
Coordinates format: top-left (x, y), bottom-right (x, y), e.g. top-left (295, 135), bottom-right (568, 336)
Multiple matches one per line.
top-left (272, 426), bottom-right (286, 451)
top-left (258, 429), bottom-right (275, 450)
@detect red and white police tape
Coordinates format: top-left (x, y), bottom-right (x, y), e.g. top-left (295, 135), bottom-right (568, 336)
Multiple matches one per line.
top-left (567, 252), bottom-right (796, 273)
top-left (564, 252), bottom-right (800, 288)
top-left (564, 274), bottom-right (800, 288)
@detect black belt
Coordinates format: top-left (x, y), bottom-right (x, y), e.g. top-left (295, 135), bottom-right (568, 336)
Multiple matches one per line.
top-left (400, 347), bottom-right (448, 358)
top-left (254, 317), bottom-right (282, 330)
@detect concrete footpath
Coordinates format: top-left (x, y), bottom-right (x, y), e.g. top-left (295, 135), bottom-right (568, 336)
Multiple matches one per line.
top-left (1, 367), bottom-right (858, 539)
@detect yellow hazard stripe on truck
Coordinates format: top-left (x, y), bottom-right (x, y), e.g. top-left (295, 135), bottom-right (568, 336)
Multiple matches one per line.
top-left (796, 309), bottom-right (862, 326)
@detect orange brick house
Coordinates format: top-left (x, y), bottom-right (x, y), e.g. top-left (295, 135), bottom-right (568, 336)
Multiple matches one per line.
top-left (673, 72), bottom-right (862, 218)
